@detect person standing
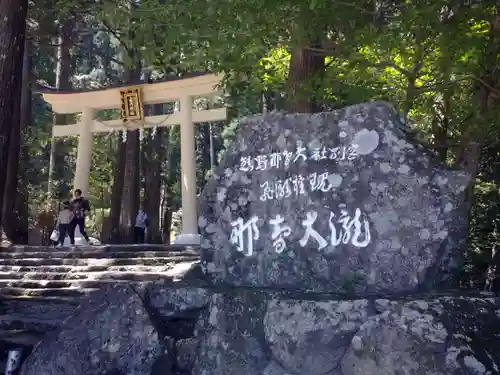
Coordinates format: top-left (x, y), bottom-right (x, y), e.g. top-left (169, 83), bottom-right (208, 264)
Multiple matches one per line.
top-left (71, 189), bottom-right (90, 243)
top-left (55, 201), bottom-right (75, 247)
top-left (134, 204), bottom-right (148, 243)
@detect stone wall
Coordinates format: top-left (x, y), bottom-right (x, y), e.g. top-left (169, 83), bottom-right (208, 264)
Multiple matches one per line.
top-left (19, 279), bottom-right (500, 375)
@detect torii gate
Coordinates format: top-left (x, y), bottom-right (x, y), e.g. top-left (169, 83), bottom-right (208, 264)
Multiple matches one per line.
top-left (41, 73), bottom-right (227, 245)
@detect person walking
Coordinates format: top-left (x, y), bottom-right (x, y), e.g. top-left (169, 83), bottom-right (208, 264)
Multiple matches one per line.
top-left (71, 189), bottom-right (90, 243)
top-left (56, 201), bottom-right (75, 247)
top-left (134, 204), bottom-right (149, 243)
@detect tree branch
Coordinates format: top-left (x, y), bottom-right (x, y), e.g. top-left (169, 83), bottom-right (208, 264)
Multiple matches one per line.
top-left (415, 76), bottom-right (500, 98)
top-left (109, 56), bottom-right (125, 66)
top-left (301, 45), bottom-right (414, 78)
top-left (98, 19), bottom-right (130, 53)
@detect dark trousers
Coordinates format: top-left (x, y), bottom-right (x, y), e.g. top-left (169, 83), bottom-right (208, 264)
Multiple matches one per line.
top-left (58, 223), bottom-right (75, 245)
top-left (72, 218), bottom-right (89, 241)
top-left (134, 227), bottom-right (145, 243)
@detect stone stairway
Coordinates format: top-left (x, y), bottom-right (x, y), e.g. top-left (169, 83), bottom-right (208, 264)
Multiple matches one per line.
top-left (0, 245), bottom-right (200, 347)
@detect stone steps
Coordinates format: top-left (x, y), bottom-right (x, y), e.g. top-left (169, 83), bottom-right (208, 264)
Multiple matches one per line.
top-left (0, 247), bottom-right (197, 298)
top-left (0, 263), bottom-right (187, 271)
top-left (0, 245), bottom-right (200, 342)
top-left (0, 250), bottom-right (198, 259)
top-left (1, 244), bottom-right (193, 253)
top-left (0, 256), bottom-right (197, 267)
top-left (0, 279), bottom-right (155, 289)
top-left (0, 270), bottom-right (181, 281)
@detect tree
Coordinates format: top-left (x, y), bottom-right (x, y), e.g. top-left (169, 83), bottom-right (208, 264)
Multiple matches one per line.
top-left (0, 0), bottom-right (29, 230)
top-left (2, 40), bottom-right (31, 243)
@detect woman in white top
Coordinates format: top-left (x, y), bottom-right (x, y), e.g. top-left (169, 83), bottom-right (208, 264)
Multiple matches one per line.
top-left (134, 204), bottom-right (149, 243)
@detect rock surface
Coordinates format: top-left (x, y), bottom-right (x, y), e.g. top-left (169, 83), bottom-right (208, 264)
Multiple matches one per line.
top-left (18, 283), bottom-right (500, 375)
top-left (340, 296), bottom-right (500, 375)
top-left (193, 291), bottom-right (500, 375)
top-left (20, 284), bottom-right (162, 375)
top-left (199, 101), bottom-right (469, 294)
top-left (19, 283), bottom-right (209, 375)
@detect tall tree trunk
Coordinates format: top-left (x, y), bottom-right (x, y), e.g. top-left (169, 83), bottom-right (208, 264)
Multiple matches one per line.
top-left (436, 92), bottom-right (450, 163)
top-left (286, 44), bottom-right (325, 113)
top-left (108, 136), bottom-right (127, 243)
top-left (198, 123), bottom-right (211, 193)
top-left (48, 19), bottom-right (74, 197)
top-left (144, 122), bottom-right (163, 244)
top-left (162, 128), bottom-right (174, 244)
top-left (461, 12), bottom-right (500, 293)
top-left (2, 39), bottom-right (30, 243)
top-left (143, 103), bottom-right (164, 243)
top-left (455, 11), bottom-right (500, 207)
top-left (0, 0), bottom-right (29, 231)
top-left (117, 52), bottom-right (141, 243)
top-left (119, 129), bottom-right (140, 243)
top-left (14, 41), bottom-right (31, 244)
top-left (209, 123), bottom-right (216, 173)
top-left (432, 73), bottom-right (451, 164)
top-left (113, 0), bottom-right (142, 243)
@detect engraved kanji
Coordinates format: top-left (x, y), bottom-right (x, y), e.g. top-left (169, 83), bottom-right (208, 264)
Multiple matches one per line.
top-left (269, 152), bottom-right (282, 169)
top-left (310, 147), bottom-right (328, 161)
top-left (347, 145), bottom-right (359, 160)
top-left (239, 156), bottom-right (254, 171)
top-left (230, 216), bottom-right (260, 256)
top-left (255, 155), bottom-right (269, 171)
top-left (299, 211), bottom-right (327, 249)
top-left (275, 179), bottom-right (292, 199)
top-left (309, 172), bottom-right (332, 192)
top-left (269, 214), bottom-right (292, 253)
top-left (282, 150), bottom-right (294, 168)
top-left (260, 181), bottom-right (275, 201)
top-left (328, 212), bottom-right (343, 247)
top-left (328, 147), bottom-right (340, 160)
top-left (291, 175), bottom-right (306, 195)
top-left (349, 208), bottom-right (371, 247)
top-left (293, 146), bottom-right (307, 163)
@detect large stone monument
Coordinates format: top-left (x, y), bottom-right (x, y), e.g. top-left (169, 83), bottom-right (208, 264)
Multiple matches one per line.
top-left (193, 101), bottom-right (500, 374)
top-left (199, 101), bottom-right (469, 294)
top-left (20, 102), bottom-right (500, 375)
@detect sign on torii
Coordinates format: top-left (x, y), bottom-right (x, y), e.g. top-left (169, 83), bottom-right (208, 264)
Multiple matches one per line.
top-left (41, 73), bottom-right (227, 245)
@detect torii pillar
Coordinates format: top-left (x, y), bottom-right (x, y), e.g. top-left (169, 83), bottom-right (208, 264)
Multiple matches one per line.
top-left (175, 95), bottom-right (200, 244)
top-left (73, 107), bottom-right (93, 197)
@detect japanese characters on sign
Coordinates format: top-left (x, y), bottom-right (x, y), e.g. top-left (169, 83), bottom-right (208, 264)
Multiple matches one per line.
top-left (119, 87), bottom-right (144, 122)
top-left (260, 172), bottom-right (337, 201)
top-left (230, 142), bottom-right (371, 256)
top-left (239, 143), bottom-right (359, 201)
top-left (230, 209), bottom-right (371, 256)
top-left (239, 144), bottom-right (359, 173)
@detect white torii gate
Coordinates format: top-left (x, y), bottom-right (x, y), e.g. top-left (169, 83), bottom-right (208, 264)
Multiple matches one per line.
top-left (41, 73), bottom-right (227, 245)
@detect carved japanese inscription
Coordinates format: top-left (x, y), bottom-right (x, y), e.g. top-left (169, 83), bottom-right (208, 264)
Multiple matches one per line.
top-left (240, 143), bottom-right (359, 201)
top-left (229, 138), bottom-right (371, 256)
top-left (230, 209), bottom-right (371, 256)
top-left (239, 145), bottom-right (358, 172)
top-left (199, 103), bottom-right (469, 294)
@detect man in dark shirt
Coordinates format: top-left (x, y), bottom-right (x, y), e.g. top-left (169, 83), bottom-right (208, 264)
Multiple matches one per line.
top-left (71, 189), bottom-right (90, 243)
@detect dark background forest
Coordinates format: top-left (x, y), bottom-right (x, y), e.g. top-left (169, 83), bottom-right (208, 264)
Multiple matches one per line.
top-left (0, 0), bottom-right (499, 290)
